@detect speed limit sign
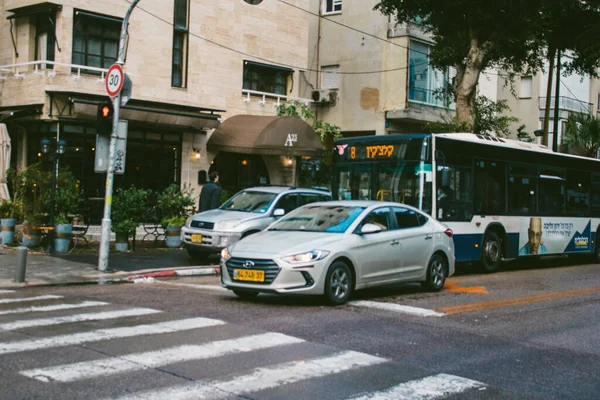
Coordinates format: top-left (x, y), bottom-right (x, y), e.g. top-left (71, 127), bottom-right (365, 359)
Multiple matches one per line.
top-left (105, 64), bottom-right (124, 97)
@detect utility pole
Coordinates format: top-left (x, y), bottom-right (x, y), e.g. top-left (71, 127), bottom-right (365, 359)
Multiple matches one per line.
top-left (552, 50), bottom-right (561, 152)
top-left (98, 0), bottom-right (140, 272)
top-left (542, 48), bottom-right (556, 147)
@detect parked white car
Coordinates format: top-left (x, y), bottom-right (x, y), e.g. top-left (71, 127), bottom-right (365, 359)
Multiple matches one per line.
top-left (181, 186), bottom-right (331, 261)
top-left (221, 201), bottom-right (455, 305)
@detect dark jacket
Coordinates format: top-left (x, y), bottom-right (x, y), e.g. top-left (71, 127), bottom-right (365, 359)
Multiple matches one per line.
top-left (198, 182), bottom-right (221, 212)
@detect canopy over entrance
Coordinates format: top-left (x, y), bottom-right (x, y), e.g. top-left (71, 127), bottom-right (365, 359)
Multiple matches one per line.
top-left (207, 115), bottom-right (324, 156)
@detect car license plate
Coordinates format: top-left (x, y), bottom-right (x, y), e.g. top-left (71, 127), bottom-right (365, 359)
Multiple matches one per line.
top-left (233, 269), bottom-right (265, 282)
top-left (191, 234), bottom-right (202, 243)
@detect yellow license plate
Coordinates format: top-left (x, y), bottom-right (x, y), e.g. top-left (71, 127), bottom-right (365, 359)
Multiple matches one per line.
top-left (191, 234), bottom-right (202, 243)
top-left (233, 269), bottom-right (265, 282)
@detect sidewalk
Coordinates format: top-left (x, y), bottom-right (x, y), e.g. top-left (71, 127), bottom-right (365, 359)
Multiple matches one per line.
top-left (0, 245), bottom-right (220, 288)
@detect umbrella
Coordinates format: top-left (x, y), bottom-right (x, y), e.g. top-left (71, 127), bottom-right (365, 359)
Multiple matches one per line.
top-left (0, 123), bottom-right (11, 201)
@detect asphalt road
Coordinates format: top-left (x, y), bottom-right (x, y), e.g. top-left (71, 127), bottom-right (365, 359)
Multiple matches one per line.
top-left (0, 257), bottom-right (598, 399)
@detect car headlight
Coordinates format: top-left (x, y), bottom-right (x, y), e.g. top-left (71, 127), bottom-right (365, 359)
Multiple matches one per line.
top-left (217, 220), bottom-right (241, 231)
top-left (221, 247), bottom-right (232, 260)
top-left (281, 250), bottom-right (329, 264)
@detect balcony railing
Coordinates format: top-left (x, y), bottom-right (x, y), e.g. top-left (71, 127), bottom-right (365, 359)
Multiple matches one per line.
top-left (539, 96), bottom-right (593, 114)
top-left (0, 60), bottom-right (109, 82)
top-left (241, 89), bottom-right (314, 107)
top-left (408, 87), bottom-right (455, 110)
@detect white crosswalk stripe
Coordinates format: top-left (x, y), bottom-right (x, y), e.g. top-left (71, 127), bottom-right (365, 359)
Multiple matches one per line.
top-left (109, 350), bottom-right (388, 400)
top-left (21, 332), bottom-right (304, 382)
top-left (346, 373), bottom-right (486, 400)
top-left (0, 317), bottom-right (225, 355)
top-left (0, 308), bottom-right (161, 331)
top-left (0, 290), bottom-right (15, 294)
top-left (0, 295), bottom-right (63, 304)
top-left (0, 301), bottom-right (109, 316)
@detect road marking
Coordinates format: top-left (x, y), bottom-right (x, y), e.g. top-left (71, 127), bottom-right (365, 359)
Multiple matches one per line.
top-left (0, 301), bottom-right (109, 316)
top-left (159, 282), bottom-right (228, 291)
top-left (0, 317), bottom-right (225, 355)
top-left (346, 373), bottom-right (485, 400)
top-left (0, 290), bottom-right (15, 294)
top-left (443, 281), bottom-right (488, 295)
top-left (111, 350), bottom-right (387, 400)
top-left (436, 286), bottom-right (600, 315)
top-left (350, 301), bottom-right (445, 317)
top-left (0, 308), bottom-right (161, 331)
top-left (0, 295), bottom-right (63, 304)
top-left (21, 332), bottom-right (304, 382)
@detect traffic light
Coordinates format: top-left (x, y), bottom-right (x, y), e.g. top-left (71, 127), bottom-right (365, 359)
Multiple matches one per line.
top-left (96, 102), bottom-right (114, 135)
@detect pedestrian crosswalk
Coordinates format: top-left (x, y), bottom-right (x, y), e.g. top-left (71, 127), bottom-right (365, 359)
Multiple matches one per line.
top-left (0, 289), bottom-right (489, 399)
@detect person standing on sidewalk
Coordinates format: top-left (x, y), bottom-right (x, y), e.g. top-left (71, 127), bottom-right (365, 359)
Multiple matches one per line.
top-left (198, 171), bottom-right (221, 212)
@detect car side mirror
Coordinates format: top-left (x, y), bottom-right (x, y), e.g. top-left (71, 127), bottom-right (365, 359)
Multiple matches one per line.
top-left (359, 223), bottom-right (382, 235)
top-left (273, 208), bottom-right (285, 217)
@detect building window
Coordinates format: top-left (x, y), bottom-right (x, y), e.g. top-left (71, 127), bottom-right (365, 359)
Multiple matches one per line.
top-left (72, 10), bottom-right (121, 70)
top-left (324, 0), bottom-right (342, 14)
top-left (243, 61), bottom-right (292, 96)
top-left (520, 76), bottom-right (533, 98)
top-left (35, 13), bottom-right (56, 68)
top-left (172, 0), bottom-right (189, 88)
top-left (408, 40), bottom-right (452, 108)
top-left (321, 65), bottom-right (340, 89)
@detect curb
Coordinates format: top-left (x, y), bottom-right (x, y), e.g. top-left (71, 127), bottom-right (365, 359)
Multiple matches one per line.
top-left (126, 266), bottom-right (221, 280)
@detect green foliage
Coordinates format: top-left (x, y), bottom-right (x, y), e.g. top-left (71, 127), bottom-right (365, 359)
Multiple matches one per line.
top-left (220, 189), bottom-right (232, 205)
top-left (563, 113), bottom-right (600, 157)
top-left (0, 200), bottom-right (15, 219)
top-left (53, 170), bottom-right (80, 225)
top-left (277, 101), bottom-right (343, 144)
top-left (12, 163), bottom-right (52, 226)
top-left (424, 96), bottom-right (518, 137)
top-left (112, 186), bottom-right (151, 236)
top-left (157, 183), bottom-right (195, 227)
top-left (517, 124), bottom-right (534, 143)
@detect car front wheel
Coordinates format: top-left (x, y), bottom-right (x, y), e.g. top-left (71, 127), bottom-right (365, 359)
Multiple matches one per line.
top-left (422, 253), bottom-right (447, 292)
top-left (324, 261), bottom-right (352, 306)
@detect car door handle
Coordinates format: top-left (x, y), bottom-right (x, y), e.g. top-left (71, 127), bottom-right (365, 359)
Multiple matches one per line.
top-left (425, 235), bottom-right (433, 240)
top-left (390, 239), bottom-right (400, 245)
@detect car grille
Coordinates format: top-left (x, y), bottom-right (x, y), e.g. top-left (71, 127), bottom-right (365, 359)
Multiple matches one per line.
top-left (190, 220), bottom-right (214, 230)
top-left (226, 258), bottom-right (281, 284)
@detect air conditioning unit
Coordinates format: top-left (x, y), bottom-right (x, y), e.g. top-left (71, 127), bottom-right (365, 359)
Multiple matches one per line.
top-left (311, 89), bottom-right (336, 104)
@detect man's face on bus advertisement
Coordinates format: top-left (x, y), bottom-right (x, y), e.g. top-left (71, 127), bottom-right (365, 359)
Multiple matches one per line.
top-left (528, 217), bottom-right (543, 254)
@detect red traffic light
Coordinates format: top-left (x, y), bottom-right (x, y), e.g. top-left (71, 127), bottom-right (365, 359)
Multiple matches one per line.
top-left (101, 105), bottom-right (111, 118)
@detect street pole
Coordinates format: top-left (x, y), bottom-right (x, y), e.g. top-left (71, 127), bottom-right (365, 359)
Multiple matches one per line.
top-left (98, 0), bottom-right (141, 272)
top-left (46, 153), bottom-right (57, 253)
top-left (552, 50), bottom-right (561, 153)
top-left (542, 48), bottom-right (556, 147)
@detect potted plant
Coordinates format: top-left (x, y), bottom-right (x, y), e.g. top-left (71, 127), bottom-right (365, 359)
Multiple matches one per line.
top-left (112, 186), bottom-right (151, 251)
top-left (15, 163), bottom-right (51, 248)
top-left (157, 183), bottom-right (195, 248)
top-left (0, 200), bottom-right (18, 245)
top-left (52, 170), bottom-right (80, 253)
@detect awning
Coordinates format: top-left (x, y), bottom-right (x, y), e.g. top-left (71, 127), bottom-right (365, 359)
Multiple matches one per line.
top-left (7, 2), bottom-right (62, 19)
top-left (207, 115), bottom-right (325, 156)
top-left (0, 105), bottom-right (44, 122)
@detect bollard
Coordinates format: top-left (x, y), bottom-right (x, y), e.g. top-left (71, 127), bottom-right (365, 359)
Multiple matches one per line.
top-left (15, 246), bottom-right (27, 283)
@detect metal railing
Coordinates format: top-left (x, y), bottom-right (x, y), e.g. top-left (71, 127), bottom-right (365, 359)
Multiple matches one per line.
top-left (408, 87), bottom-right (455, 110)
top-left (539, 96), bottom-right (593, 114)
top-left (241, 89), bottom-right (314, 107)
top-left (0, 60), bottom-right (109, 82)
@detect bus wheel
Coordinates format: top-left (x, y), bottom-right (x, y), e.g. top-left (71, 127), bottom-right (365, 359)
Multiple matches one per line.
top-left (480, 231), bottom-right (502, 273)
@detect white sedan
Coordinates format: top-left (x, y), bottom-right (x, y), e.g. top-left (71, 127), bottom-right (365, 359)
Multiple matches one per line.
top-left (220, 201), bottom-right (455, 305)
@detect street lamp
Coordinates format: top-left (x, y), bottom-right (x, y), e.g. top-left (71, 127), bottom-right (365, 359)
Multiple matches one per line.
top-left (40, 137), bottom-right (67, 253)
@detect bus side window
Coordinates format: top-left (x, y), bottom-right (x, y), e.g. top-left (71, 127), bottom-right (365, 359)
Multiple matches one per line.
top-left (566, 170), bottom-right (590, 217)
top-left (474, 160), bottom-right (506, 215)
top-left (591, 174), bottom-right (600, 217)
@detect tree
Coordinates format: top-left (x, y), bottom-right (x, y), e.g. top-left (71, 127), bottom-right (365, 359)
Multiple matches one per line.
top-left (375, 1), bottom-right (600, 129)
top-left (277, 101), bottom-right (342, 145)
top-left (424, 95), bottom-right (518, 137)
top-left (563, 113), bottom-right (600, 157)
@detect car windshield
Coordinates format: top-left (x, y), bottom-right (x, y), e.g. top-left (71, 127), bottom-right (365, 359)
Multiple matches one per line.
top-left (269, 205), bottom-right (365, 233)
top-left (220, 190), bottom-right (277, 213)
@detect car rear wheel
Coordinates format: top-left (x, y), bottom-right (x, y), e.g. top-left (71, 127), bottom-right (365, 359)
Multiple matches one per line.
top-left (324, 261), bottom-right (352, 306)
top-left (422, 253), bottom-right (447, 292)
top-left (233, 290), bottom-right (259, 300)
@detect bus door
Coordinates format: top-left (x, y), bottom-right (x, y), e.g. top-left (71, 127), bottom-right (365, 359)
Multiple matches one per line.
top-left (376, 162), bottom-right (433, 215)
top-left (335, 164), bottom-right (373, 201)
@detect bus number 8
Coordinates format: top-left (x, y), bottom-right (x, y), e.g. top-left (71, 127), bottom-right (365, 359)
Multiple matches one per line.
top-left (350, 146), bottom-right (356, 159)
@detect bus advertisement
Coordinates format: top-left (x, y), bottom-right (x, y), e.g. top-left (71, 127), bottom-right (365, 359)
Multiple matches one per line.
top-left (332, 133), bottom-right (600, 272)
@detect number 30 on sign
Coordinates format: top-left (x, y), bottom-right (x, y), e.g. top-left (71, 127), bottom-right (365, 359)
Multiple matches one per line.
top-left (105, 64), bottom-right (124, 98)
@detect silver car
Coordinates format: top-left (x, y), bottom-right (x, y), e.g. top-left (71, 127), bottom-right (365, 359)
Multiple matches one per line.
top-left (221, 201), bottom-right (455, 305)
top-left (181, 186), bottom-right (331, 261)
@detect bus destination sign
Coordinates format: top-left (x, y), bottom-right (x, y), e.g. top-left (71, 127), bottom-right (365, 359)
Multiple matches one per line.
top-left (341, 144), bottom-right (396, 160)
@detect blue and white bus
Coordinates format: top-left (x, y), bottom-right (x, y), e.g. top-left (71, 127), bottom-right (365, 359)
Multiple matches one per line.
top-left (332, 132), bottom-right (600, 272)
